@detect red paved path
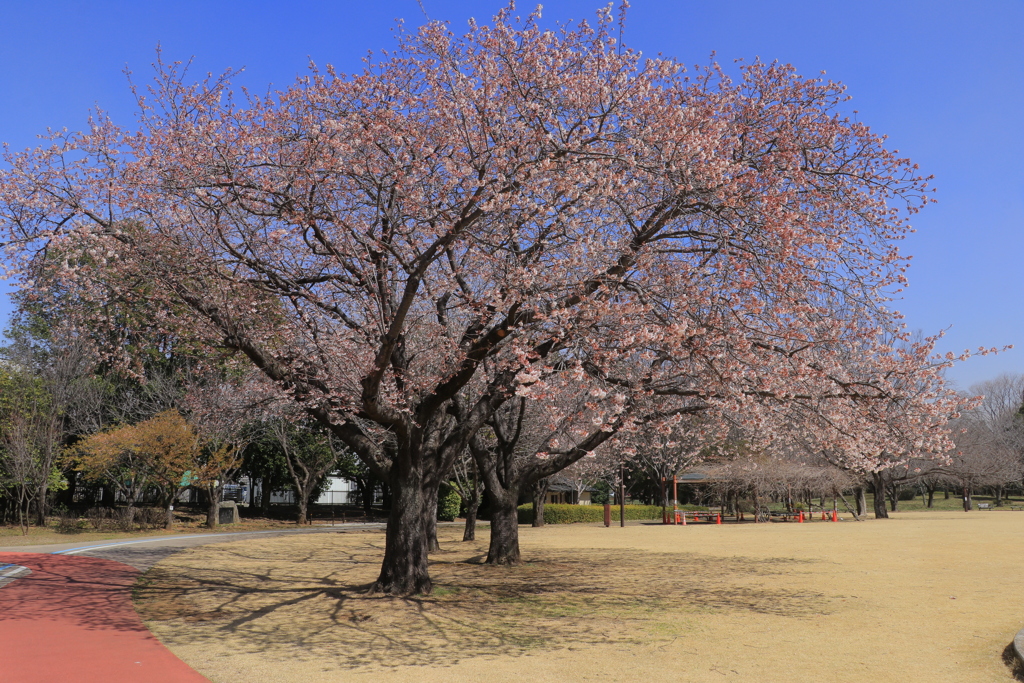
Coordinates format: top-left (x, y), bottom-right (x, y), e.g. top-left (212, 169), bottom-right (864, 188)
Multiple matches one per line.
top-left (0, 552), bottom-right (209, 683)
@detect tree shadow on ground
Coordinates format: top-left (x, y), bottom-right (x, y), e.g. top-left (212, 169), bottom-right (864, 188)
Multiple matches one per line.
top-left (1, 552), bottom-right (148, 633)
top-left (135, 531), bottom-right (833, 671)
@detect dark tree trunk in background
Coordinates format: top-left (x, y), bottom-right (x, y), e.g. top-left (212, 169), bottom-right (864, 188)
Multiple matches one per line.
top-left (532, 478), bottom-right (549, 527)
top-left (962, 486), bottom-right (973, 512)
top-left (296, 494), bottom-right (309, 526)
top-left (34, 482), bottom-right (48, 526)
top-left (926, 487), bottom-right (935, 508)
top-left (995, 485), bottom-right (1004, 507)
top-left (361, 480), bottom-right (375, 515)
top-left (872, 472), bottom-right (889, 519)
top-left (463, 482), bottom-right (480, 542)
top-left (64, 469), bottom-right (78, 508)
top-left (856, 487), bottom-right (867, 517)
top-left (424, 484), bottom-right (440, 552)
top-left (259, 478), bottom-right (271, 516)
top-left (888, 483), bottom-right (899, 512)
top-left (944, 488), bottom-right (950, 499)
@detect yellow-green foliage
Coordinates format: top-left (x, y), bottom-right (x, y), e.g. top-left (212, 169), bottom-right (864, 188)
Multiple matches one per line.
top-left (437, 486), bottom-right (461, 522)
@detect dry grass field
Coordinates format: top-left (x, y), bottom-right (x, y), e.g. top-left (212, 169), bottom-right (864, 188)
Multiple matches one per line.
top-left (135, 510), bottom-right (1024, 682)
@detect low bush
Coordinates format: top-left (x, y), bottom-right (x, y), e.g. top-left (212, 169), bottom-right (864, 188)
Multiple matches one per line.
top-left (83, 506), bottom-right (166, 531)
top-left (54, 506), bottom-right (84, 534)
top-left (437, 486), bottom-right (461, 522)
top-left (517, 503), bottom-right (708, 524)
top-left (898, 488), bottom-right (918, 501)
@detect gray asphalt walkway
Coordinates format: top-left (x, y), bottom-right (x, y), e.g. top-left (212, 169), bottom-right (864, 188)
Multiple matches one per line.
top-left (0, 523), bottom-right (388, 570)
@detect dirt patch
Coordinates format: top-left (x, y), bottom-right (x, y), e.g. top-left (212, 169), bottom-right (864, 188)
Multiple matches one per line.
top-left (137, 512), bottom-right (1024, 682)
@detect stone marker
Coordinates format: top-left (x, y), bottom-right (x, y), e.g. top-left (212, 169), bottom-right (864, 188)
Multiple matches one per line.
top-left (218, 500), bottom-right (240, 525)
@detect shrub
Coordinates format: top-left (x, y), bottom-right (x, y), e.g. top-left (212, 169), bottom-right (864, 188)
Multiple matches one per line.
top-left (516, 503), bottom-right (708, 524)
top-left (136, 507), bottom-right (167, 529)
top-left (54, 506), bottom-right (83, 534)
top-left (437, 486), bottom-right (461, 522)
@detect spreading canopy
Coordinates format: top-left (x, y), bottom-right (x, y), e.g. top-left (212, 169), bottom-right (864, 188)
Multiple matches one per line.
top-left (0, 6), bottom-right (975, 590)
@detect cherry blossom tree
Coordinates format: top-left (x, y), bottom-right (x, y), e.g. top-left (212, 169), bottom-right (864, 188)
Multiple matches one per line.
top-left (180, 372), bottom-right (267, 527)
top-left (0, 7), bottom-right (973, 593)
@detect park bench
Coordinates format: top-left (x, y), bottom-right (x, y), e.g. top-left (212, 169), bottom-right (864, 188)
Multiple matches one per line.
top-left (977, 503), bottom-right (991, 510)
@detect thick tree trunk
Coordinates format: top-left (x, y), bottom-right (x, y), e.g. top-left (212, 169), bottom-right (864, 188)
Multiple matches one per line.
top-left (995, 486), bottom-right (1004, 507)
top-left (926, 487), bottom-right (935, 508)
top-left (296, 496), bottom-right (308, 525)
top-left (872, 472), bottom-right (889, 519)
top-left (486, 487), bottom-right (522, 566)
top-left (260, 478), bottom-right (272, 516)
top-left (962, 486), bottom-right (972, 511)
top-left (206, 485), bottom-right (220, 528)
top-left (532, 478), bottom-right (549, 528)
top-left (373, 469), bottom-right (432, 595)
top-left (163, 491), bottom-right (176, 529)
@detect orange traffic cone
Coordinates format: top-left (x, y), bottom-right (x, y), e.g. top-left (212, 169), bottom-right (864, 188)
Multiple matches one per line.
top-left (832, 510), bottom-right (838, 522)
top-left (716, 513), bottom-right (722, 524)
top-left (681, 511), bottom-right (686, 525)
top-left (798, 511), bottom-right (804, 523)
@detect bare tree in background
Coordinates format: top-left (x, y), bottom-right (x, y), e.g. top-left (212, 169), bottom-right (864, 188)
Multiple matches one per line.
top-left (1, 330), bottom-right (97, 526)
top-left (449, 447), bottom-right (483, 541)
top-left (270, 415), bottom-right (340, 525)
top-left (182, 372), bottom-right (267, 527)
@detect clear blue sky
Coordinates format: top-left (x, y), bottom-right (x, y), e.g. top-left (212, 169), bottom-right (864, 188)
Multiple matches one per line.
top-left (1, 0), bottom-right (1020, 389)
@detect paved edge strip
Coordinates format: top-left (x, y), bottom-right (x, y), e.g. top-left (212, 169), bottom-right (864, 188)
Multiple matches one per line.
top-left (50, 525), bottom-right (382, 556)
top-left (0, 564), bottom-right (31, 589)
top-left (1013, 626), bottom-right (1024, 665)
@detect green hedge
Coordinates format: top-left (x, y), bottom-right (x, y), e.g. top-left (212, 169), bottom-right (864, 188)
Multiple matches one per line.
top-left (517, 503), bottom-right (709, 525)
top-left (437, 487), bottom-right (462, 522)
